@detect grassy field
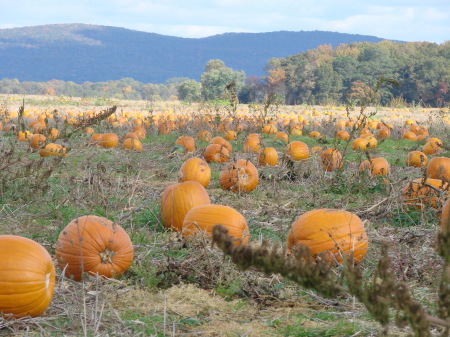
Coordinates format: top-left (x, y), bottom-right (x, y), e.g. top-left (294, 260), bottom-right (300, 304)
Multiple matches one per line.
top-left (0, 95), bottom-right (449, 336)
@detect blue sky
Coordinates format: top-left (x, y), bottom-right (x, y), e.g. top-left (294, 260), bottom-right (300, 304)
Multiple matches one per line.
top-left (0, 0), bottom-right (449, 43)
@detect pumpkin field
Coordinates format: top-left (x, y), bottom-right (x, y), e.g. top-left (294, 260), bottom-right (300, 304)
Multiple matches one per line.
top-left (1, 94), bottom-right (450, 336)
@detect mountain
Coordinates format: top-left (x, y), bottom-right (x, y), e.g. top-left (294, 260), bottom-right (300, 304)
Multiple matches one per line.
top-left (0, 24), bottom-right (389, 83)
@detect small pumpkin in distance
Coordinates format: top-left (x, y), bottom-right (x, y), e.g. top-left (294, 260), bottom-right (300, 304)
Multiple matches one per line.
top-left (0, 235), bottom-right (56, 317)
top-left (55, 215), bottom-right (134, 281)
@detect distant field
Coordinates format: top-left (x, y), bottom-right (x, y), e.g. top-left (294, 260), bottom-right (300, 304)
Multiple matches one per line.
top-left (0, 95), bottom-right (449, 336)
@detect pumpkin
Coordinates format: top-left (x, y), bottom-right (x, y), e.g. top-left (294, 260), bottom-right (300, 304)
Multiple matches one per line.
top-left (122, 138), bottom-right (143, 151)
top-left (243, 134), bottom-right (261, 153)
top-left (262, 123), bottom-right (278, 134)
top-left (359, 157), bottom-right (390, 176)
top-left (178, 157), bottom-right (211, 188)
top-left (287, 209), bottom-right (368, 264)
top-left (406, 151), bottom-right (428, 167)
top-left (90, 133), bottom-right (103, 145)
top-left (274, 131), bottom-right (289, 144)
top-left (225, 130), bottom-right (237, 141)
top-left (422, 140), bottom-right (442, 155)
top-left (197, 130), bottom-right (212, 141)
top-left (309, 131), bottom-right (321, 138)
top-left (285, 141), bottom-right (309, 161)
top-left (311, 145), bottom-right (323, 154)
top-left (426, 157), bottom-right (450, 181)
top-left (176, 136), bottom-right (196, 152)
top-left (219, 159), bottom-right (259, 193)
top-left (203, 143), bottom-right (230, 163)
top-left (401, 178), bottom-right (448, 209)
top-left (210, 136), bottom-right (232, 153)
top-left (402, 131), bottom-right (417, 141)
top-left (320, 148), bottom-right (343, 171)
top-left (160, 181), bottom-right (211, 231)
top-left (441, 197), bottom-right (450, 234)
top-left (377, 127), bottom-right (390, 140)
top-left (39, 143), bottom-right (66, 157)
top-left (48, 128), bottom-right (59, 140)
top-left (122, 132), bottom-right (139, 141)
top-left (0, 235), bottom-right (55, 317)
top-left (257, 147), bottom-right (278, 166)
top-left (55, 215), bottom-right (134, 281)
top-left (29, 134), bottom-right (46, 149)
top-left (336, 130), bottom-right (350, 141)
top-left (182, 204), bottom-right (249, 245)
top-left (352, 138), bottom-right (368, 151)
top-left (100, 133), bottom-right (119, 148)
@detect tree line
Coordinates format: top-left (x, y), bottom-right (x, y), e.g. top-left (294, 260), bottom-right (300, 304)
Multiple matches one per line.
top-left (0, 40), bottom-right (449, 107)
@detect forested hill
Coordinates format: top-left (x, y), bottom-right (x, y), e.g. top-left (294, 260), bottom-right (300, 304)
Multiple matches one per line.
top-left (0, 24), bottom-right (387, 83)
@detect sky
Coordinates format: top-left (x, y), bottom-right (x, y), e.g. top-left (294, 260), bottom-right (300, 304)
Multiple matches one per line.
top-left (0, 0), bottom-right (449, 43)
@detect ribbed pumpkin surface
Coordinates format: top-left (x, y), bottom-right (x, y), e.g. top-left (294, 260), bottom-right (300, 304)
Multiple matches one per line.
top-left (287, 209), bottom-right (368, 264)
top-left (55, 215), bottom-right (134, 281)
top-left (182, 204), bottom-right (249, 245)
top-left (0, 235), bottom-right (55, 317)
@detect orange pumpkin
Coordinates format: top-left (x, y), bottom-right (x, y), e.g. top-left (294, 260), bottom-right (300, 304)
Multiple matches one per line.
top-left (377, 127), bottom-right (390, 140)
top-left (122, 138), bottom-right (143, 151)
top-left (287, 209), bottom-right (368, 264)
top-left (176, 136), bottom-right (196, 152)
top-left (225, 130), bottom-right (237, 140)
top-left (100, 133), bottom-right (119, 148)
top-left (55, 215), bottom-right (134, 281)
top-left (406, 151), bottom-right (428, 167)
top-left (402, 131), bottom-right (417, 141)
top-left (320, 148), bottom-right (343, 171)
top-left (359, 157), bottom-right (390, 176)
top-left (285, 141), bottom-right (309, 161)
top-left (90, 133), bottom-right (103, 145)
top-left (182, 204), bottom-right (249, 245)
top-left (160, 181), bottom-right (211, 232)
top-left (178, 157), bottom-right (211, 188)
top-left (39, 143), bottom-right (66, 157)
top-left (441, 197), bottom-right (450, 234)
top-left (426, 157), bottom-right (450, 181)
top-left (401, 178), bottom-right (448, 209)
top-left (309, 131), bottom-right (321, 138)
top-left (203, 143), bottom-right (230, 163)
top-left (257, 147), bottom-right (278, 166)
top-left (210, 136), bottom-right (232, 153)
top-left (29, 134), bottom-right (46, 149)
top-left (274, 131), bottom-right (289, 144)
top-left (0, 235), bottom-right (55, 317)
top-left (422, 140), bottom-right (442, 155)
top-left (219, 159), bottom-right (259, 193)
top-left (242, 134), bottom-right (261, 153)
top-left (197, 130), bottom-right (212, 141)
top-left (336, 130), bottom-right (350, 141)
top-left (352, 138), bottom-right (368, 151)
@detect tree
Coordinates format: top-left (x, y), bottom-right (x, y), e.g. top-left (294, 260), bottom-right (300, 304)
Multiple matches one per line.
top-left (178, 80), bottom-right (202, 102)
top-left (201, 60), bottom-right (245, 101)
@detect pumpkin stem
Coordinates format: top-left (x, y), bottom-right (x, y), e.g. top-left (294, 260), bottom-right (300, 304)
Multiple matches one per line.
top-left (99, 248), bottom-right (116, 264)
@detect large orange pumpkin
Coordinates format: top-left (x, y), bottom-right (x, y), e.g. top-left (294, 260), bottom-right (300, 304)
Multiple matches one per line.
top-left (55, 215), bottom-right (134, 281)
top-left (285, 141), bottom-right (309, 161)
top-left (178, 157), bottom-right (211, 188)
top-left (257, 147), bottom-right (278, 166)
top-left (203, 143), bottom-right (230, 163)
top-left (359, 157), bottom-right (390, 176)
top-left (219, 159), bottom-right (259, 193)
top-left (100, 133), bottom-right (119, 148)
top-left (406, 151), bottom-right (428, 167)
top-left (0, 235), bottom-right (55, 317)
top-left (320, 148), bottom-right (342, 171)
top-left (176, 136), bottom-right (196, 152)
top-left (401, 178), bottom-right (448, 209)
top-left (160, 181), bottom-right (211, 232)
top-left (426, 157), bottom-right (450, 181)
top-left (210, 136), bottom-right (232, 153)
top-left (182, 204), bottom-right (249, 245)
top-left (287, 209), bottom-right (368, 264)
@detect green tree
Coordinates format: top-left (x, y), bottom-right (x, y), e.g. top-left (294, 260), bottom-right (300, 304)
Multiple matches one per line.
top-left (201, 60), bottom-right (245, 101)
top-left (178, 80), bottom-right (202, 102)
